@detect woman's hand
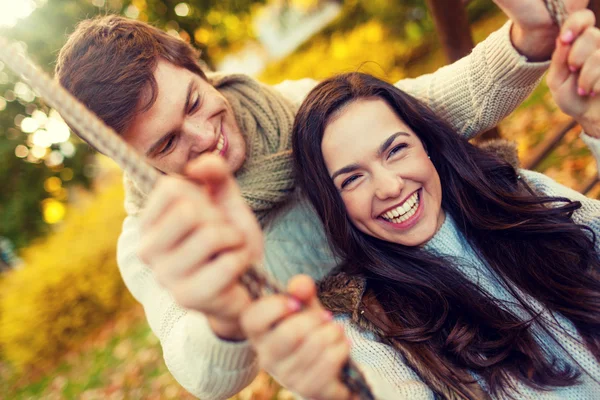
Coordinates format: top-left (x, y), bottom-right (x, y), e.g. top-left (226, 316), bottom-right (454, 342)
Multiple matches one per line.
top-left (494, 0), bottom-right (589, 61)
top-left (241, 275), bottom-right (353, 400)
top-left (137, 154), bottom-right (263, 340)
top-left (547, 10), bottom-right (600, 137)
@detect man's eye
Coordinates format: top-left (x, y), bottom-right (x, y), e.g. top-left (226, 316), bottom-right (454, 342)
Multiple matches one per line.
top-left (341, 175), bottom-right (360, 189)
top-left (388, 143), bottom-right (407, 158)
top-left (159, 136), bottom-right (176, 154)
top-left (189, 94), bottom-right (200, 114)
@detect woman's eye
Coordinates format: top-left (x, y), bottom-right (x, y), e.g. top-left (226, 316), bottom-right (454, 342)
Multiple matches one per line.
top-left (388, 143), bottom-right (407, 158)
top-left (160, 136), bottom-right (176, 154)
top-left (341, 175), bottom-right (360, 189)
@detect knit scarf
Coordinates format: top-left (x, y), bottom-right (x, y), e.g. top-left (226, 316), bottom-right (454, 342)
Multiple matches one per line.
top-left (124, 72), bottom-right (298, 221)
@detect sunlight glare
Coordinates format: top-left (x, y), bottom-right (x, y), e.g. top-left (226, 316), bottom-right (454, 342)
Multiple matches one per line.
top-left (0, 0), bottom-right (37, 28)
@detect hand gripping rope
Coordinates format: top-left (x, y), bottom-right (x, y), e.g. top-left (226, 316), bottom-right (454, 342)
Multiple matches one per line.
top-left (0, 1), bottom-right (568, 398)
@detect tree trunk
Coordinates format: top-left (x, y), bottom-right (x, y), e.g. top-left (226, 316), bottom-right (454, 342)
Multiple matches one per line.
top-left (425, 0), bottom-right (500, 139)
top-left (590, 0), bottom-right (600, 27)
top-left (425, 0), bottom-right (474, 63)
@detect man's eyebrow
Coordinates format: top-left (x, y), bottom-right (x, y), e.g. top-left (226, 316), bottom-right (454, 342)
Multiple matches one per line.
top-left (377, 132), bottom-right (409, 156)
top-left (145, 80), bottom-right (194, 157)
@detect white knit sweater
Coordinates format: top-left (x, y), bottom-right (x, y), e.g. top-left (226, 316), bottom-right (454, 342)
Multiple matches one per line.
top-left (335, 167), bottom-right (600, 399)
top-left (116, 22), bottom-right (565, 399)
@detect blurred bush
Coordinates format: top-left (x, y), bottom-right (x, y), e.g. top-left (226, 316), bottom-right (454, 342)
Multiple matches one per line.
top-left (0, 174), bottom-right (132, 372)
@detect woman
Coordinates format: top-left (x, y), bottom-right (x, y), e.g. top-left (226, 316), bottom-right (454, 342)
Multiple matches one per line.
top-left (240, 15), bottom-right (600, 400)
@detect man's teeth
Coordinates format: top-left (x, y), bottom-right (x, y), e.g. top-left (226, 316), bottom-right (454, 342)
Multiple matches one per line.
top-left (381, 192), bottom-right (419, 223)
top-left (212, 134), bottom-right (224, 155)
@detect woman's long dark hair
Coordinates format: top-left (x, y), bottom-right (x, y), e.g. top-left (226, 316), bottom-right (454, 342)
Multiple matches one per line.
top-left (292, 73), bottom-right (600, 398)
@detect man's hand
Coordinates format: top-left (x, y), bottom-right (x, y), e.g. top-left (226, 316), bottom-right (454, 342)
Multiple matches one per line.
top-left (494, 0), bottom-right (589, 61)
top-left (547, 10), bottom-right (600, 137)
top-left (241, 275), bottom-right (353, 400)
top-left (137, 154), bottom-right (263, 341)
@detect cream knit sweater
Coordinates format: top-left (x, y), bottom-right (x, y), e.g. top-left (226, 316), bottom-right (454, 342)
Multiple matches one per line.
top-left (117, 22), bottom-right (560, 399)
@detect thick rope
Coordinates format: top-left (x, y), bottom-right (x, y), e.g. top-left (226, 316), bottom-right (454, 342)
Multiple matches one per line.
top-left (544, 0), bottom-right (568, 26)
top-left (0, 2), bottom-right (568, 397)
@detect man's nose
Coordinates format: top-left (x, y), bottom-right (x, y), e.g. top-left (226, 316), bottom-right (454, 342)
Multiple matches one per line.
top-left (184, 120), bottom-right (216, 153)
top-left (373, 170), bottom-right (404, 200)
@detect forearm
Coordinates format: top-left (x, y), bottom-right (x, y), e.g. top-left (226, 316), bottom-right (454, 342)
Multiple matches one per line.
top-left (117, 216), bottom-right (258, 398)
top-left (396, 21), bottom-right (549, 140)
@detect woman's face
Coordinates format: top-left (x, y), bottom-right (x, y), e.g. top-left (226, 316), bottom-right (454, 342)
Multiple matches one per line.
top-left (322, 98), bottom-right (445, 247)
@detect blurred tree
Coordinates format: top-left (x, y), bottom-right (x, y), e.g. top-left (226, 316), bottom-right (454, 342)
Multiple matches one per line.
top-left (0, 0), bottom-right (265, 251)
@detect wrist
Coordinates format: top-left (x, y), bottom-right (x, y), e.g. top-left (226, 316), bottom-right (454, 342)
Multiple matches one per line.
top-left (510, 23), bottom-right (558, 62)
top-left (580, 119), bottom-right (600, 139)
top-left (207, 316), bottom-right (247, 341)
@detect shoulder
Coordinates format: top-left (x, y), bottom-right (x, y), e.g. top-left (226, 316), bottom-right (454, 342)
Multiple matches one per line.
top-left (270, 78), bottom-right (319, 107)
top-left (519, 169), bottom-right (589, 202)
top-left (262, 193), bottom-right (338, 284)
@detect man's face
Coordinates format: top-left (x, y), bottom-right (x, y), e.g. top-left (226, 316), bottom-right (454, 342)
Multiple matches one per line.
top-left (123, 59), bottom-right (246, 174)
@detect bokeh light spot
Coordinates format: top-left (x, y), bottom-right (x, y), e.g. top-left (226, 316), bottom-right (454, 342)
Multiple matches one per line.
top-left (21, 117), bottom-right (39, 133)
top-left (42, 198), bottom-right (66, 224)
top-left (174, 3), bottom-right (190, 17)
top-left (60, 141), bottom-right (76, 158)
top-left (124, 5), bottom-right (139, 19)
top-left (44, 176), bottom-right (62, 193)
top-left (31, 145), bottom-right (48, 159)
top-left (14, 144), bottom-right (28, 158)
top-left (0, 0), bottom-right (37, 28)
top-left (60, 168), bottom-right (74, 181)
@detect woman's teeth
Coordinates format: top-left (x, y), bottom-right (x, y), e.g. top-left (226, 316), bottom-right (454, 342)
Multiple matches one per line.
top-left (381, 191), bottom-right (420, 223)
top-left (212, 133), bottom-right (224, 155)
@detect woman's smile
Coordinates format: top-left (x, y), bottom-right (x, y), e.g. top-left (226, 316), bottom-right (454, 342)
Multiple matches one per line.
top-left (377, 188), bottom-right (424, 230)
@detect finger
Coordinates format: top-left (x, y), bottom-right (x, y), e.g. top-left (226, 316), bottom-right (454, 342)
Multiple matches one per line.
top-left (548, 37), bottom-right (572, 91)
top-left (255, 308), bottom-right (333, 363)
top-left (559, 9), bottom-right (596, 47)
top-left (137, 198), bottom-right (209, 264)
top-left (568, 27), bottom-right (600, 72)
top-left (185, 154), bottom-right (244, 206)
top-left (593, 77), bottom-right (600, 97)
top-left (287, 274), bottom-right (319, 307)
top-left (241, 295), bottom-right (301, 338)
top-left (578, 49), bottom-right (600, 95)
top-left (292, 322), bottom-right (346, 370)
top-left (276, 324), bottom-right (350, 399)
top-left (173, 249), bottom-right (254, 312)
top-left (155, 223), bottom-right (246, 279)
top-left (203, 283), bottom-right (252, 320)
top-left (305, 342), bottom-right (352, 400)
top-left (185, 154), bottom-right (264, 261)
top-left (140, 176), bottom-right (210, 229)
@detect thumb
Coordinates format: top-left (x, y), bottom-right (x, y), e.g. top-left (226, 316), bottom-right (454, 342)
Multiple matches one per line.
top-left (547, 37), bottom-right (571, 91)
top-left (287, 274), bottom-right (320, 308)
top-left (185, 154), bottom-right (264, 261)
top-left (184, 154), bottom-right (242, 203)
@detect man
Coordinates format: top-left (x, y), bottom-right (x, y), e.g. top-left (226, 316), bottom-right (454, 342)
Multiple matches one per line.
top-left (55, 1), bottom-right (591, 398)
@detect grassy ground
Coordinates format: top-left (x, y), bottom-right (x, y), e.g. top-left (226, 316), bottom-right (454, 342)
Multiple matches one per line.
top-left (1, 305), bottom-right (290, 399)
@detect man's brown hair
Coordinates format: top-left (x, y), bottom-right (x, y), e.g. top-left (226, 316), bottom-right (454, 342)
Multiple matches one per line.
top-left (55, 15), bottom-right (207, 136)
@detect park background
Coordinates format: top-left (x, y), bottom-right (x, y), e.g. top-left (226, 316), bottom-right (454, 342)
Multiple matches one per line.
top-left (0, 0), bottom-right (598, 398)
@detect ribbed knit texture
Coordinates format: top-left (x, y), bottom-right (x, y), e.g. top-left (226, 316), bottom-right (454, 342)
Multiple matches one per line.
top-left (328, 164), bottom-right (600, 400)
top-left (116, 22), bottom-right (558, 399)
top-left (124, 72), bottom-right (298, 220)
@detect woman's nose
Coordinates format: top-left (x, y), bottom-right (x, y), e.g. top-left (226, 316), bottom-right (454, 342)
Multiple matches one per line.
top-left (373, 170), bottom-right (404, 200)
